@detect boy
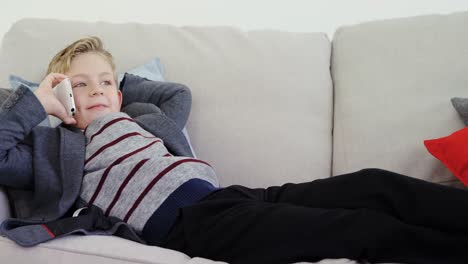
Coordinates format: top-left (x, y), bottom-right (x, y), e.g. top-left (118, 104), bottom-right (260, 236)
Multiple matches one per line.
top-left (0, 36), bottom-right (219, 246)
top-left (3, 36), bottom-right (468, 264)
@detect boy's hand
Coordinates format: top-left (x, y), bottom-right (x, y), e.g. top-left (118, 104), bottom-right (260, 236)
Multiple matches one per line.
top-left (34, 73), bottom-right (77, 125)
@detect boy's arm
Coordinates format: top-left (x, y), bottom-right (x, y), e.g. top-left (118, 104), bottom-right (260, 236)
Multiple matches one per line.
top-left (119, 73), bottom-right (192, 130)
top-left (0, 85), bottom-right (47, 189)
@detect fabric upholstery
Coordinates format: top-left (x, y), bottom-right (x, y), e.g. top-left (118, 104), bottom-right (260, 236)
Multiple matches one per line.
top-left (0, 18), bottom-right (333, 188)
top-left (331, 11), bottom-right (468, 185)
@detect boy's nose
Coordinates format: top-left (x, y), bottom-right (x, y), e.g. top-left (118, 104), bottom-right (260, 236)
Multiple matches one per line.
top-left (89, 85), bottom-right (104, 96)
top-left (91, 90), bottom-right (104, 95)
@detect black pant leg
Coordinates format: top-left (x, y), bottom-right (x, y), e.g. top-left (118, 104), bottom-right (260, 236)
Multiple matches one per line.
top-left (247, 168), bottom-right (468, 235)
top-left (161, 192), bottom-right (468, 264)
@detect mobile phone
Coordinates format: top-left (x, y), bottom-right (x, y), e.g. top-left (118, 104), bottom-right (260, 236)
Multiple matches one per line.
top-left (48, 78), bottom-right (76, 127)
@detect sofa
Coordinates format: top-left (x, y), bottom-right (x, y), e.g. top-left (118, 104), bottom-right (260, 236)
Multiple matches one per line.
top-left (0, 10), bottom-right (467, 264)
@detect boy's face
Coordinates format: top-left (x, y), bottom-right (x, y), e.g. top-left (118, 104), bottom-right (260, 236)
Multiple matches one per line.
top-left (65, 52), bottom-right (122, 129)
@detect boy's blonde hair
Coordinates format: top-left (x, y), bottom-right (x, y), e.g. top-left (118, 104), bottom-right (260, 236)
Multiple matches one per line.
top-left (46, 36), bottom-right (117, 83)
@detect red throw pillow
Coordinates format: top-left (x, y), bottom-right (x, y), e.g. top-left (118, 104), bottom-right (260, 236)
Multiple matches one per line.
top-left (424, 127), bottom-right (468, 186)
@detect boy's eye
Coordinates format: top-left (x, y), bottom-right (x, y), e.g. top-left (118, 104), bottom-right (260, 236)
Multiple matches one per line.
top-left (72, 81), bottom-right (112, 88)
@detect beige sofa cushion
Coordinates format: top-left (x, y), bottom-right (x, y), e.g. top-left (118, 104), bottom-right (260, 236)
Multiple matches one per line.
top-left (0, 235), bottom-right (226, 264)
top-left (331, 11), bottom-right (468, 185)
top-left (0, 234), bottom-right (359, 264)
top-left (0, 18), bottom-right (333, 189)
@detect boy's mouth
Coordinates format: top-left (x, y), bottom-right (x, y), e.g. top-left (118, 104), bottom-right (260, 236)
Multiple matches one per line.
top-left (87, 104), bottom-right (108, 110)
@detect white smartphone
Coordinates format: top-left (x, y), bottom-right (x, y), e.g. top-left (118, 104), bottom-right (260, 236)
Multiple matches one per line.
top-left (48, 78), bottom-right (76, 127)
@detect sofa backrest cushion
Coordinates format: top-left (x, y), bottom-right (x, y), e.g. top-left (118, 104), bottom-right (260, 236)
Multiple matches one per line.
top-left (331, 11), bottom-right (468, 186)
top-left (0, 18), bottom-right (333, 190)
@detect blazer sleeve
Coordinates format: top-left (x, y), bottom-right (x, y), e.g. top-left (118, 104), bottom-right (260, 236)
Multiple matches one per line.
top-left (119, 73), bottom-right (192, 130)
top-left (0, 85), bottom-right (47, 189)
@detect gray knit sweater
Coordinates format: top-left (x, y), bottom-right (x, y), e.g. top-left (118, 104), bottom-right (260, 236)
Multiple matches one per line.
top-left (82, 112), bottom-right (220, 233)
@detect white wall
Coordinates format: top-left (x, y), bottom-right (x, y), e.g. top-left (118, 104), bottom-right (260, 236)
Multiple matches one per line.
top-left (1, 0), bottom-right (468, 42)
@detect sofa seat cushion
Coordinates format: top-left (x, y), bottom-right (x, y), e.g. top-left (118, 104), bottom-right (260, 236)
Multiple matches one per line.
top-left (0, 235), bottom-right (226, 264)
top-left (0, 234), bottom-right (363, 264)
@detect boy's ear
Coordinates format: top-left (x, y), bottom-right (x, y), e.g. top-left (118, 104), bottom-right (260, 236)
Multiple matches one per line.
top-left (117, 90), bottom-right (123, 110)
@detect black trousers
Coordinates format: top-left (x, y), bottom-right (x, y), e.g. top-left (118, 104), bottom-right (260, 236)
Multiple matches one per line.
top-left (159, 168), bottom-right (468, 264)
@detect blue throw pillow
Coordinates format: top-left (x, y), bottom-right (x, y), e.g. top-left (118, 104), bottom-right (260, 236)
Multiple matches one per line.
top-left (9, 75), bottom-right (40, 91)
top-left (117, 57), bottom-right (165, 84)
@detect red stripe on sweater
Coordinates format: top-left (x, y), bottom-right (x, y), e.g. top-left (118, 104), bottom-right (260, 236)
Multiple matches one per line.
top-left (104, 158), bottom-right (150, 216)
top-left (41, 224), bottom-right (55, 238)
top-left (87, 140), bottom-right (161, 205)
top-left (123, 159), bottom-right (211, 222)
top-left (86, 117), bottom-right (135, 146)
top-left (85, 132), bottom-right (157, 166)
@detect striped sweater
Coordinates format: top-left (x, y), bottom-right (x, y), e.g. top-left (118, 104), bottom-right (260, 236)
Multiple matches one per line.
top-left (81, 112), bottom-right (219, 236)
